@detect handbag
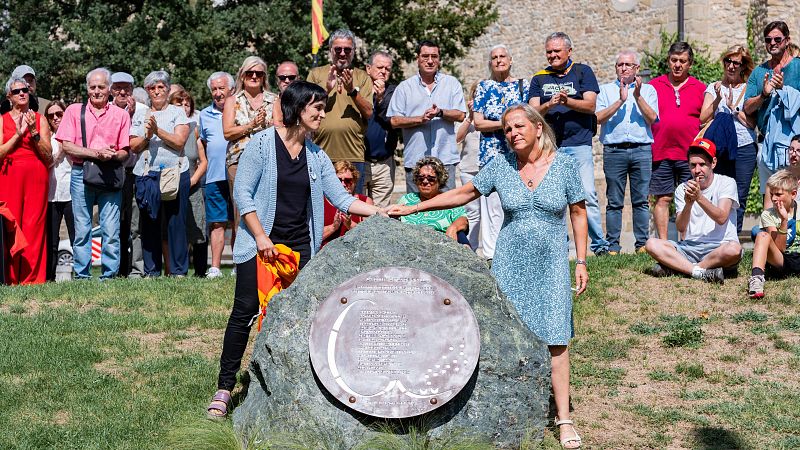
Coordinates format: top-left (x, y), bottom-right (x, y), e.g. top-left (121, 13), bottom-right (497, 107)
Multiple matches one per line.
top-left (142, 119), bottom-right (183, 201)
top-left (81, 104), bottom-right (124, 191)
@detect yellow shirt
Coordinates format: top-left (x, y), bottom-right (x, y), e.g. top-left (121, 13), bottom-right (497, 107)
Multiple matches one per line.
top-left (307, 65), bottom-right (374, 162)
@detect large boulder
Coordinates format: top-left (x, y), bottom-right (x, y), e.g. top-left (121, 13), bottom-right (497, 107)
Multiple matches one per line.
top-left (233, 216), bottom-right (551, 448)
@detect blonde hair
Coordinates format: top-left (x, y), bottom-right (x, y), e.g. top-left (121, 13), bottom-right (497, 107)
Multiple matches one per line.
top-left (720, 45), bottom-right (755, 82)
top-left (234, 56), bottom-right (271, 94)
top-left (333, 160), bottom-right (361, 185)
top-left (766, 170), bottom-right (799, 193)
top-left (500, 103), bottom-right (557, 158)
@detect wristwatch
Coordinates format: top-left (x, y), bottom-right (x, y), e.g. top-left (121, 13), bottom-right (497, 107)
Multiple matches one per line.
top-left (348, 87), bottom-right (360, 97)
top-left (30, 131), bottom-right (41, 142)
top-left (575, 259), bottom-right (587, 266)
top-left (435, 109), bottom-right (444, 118)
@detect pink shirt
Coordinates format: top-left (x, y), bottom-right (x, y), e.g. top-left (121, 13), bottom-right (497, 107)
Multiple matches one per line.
top-left (55, 102), bottom-right (131, 164)
top-left (650, 75), bottom-right (706, 162)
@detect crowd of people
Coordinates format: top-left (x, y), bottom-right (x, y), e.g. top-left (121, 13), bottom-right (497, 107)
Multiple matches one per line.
top-left (2, 21), bottom-right (800, 449)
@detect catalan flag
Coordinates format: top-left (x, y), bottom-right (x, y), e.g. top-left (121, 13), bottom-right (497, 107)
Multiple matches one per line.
top-left (311, 0), bottom-right (329, 55)
top-left (254, 244), bottom-right (300, 331)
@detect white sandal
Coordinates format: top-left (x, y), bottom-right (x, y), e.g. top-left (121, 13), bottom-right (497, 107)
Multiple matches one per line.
top-left (555, 418), bottom-right (582, 449)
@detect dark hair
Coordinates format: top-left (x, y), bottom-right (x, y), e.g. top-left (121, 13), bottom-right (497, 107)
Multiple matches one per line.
top-left (46, 100), bottom-right (68, 116)
top-left (416, 40), bottom-right (440, 54)
top-left (281, 80), bottom-right (328, 126)
top-left (668, 42), bottom-right (694, 63)
top-left (687, 147), bottom-right (713, 162)
top-left (791, 134), bottom-right (800, 143)
top-left (764, 21), bottom-right (790, 38)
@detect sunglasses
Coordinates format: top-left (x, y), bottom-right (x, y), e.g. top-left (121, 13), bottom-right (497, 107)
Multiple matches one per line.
top-left (765, 36), bottom-right (785, 44)
top-left (11, 87), bottom-right (29, 95)
top-left (277, 74), bottom-right (298, 82)
top-left (244, 70), bottom-right (265, 79)
top-left (46, 111), bottom-right (64, 119)
top-left (333, 47), bottom-right (353, 55)
top-left (338, 176), bottom-right (354, 184)
top-left (415, 175), bottom-right (438, 184)
top-left (723, 58), bottom-right (742, 67)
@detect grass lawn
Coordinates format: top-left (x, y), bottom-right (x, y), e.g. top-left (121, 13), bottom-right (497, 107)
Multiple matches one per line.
top-left (0, 255), bottom-right (798, 449)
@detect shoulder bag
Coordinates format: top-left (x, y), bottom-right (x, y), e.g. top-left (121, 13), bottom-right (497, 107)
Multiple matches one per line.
top-left (81, 103), bottom-right (125, 191)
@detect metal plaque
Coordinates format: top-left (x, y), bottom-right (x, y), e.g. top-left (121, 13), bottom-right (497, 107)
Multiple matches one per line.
top-left (309, 267), bottom-right (481, 419)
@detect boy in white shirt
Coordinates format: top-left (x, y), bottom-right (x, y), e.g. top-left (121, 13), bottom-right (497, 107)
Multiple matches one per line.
top-left (645, 138), bottom-right (743, 283)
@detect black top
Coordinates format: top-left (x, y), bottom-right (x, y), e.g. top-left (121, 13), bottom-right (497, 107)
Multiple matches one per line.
top-left (364, 84), bottom-right (399, 161)
top-left (270, 132), bottom-right (311, 247)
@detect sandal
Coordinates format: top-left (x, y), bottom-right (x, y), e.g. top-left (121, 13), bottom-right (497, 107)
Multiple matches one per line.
top-left (555, 418), bottom-right (582, 449)
top-left (206, 389), bottom-right (232, 421)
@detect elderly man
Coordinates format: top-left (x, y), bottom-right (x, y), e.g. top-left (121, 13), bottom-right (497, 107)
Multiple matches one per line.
top-left (528, 32), bottom-right (610, 255)
top-left (56, 68), bottom-right (131, 279)
top-left (744, 21), bottom-right (800, 208)
top-left (200, 71), bottom-right (235, 278)
top-left (388, 40), bottom-right (466, 193)
top-left (275, 61), bottom-right (299, 93)
top-left (0, 65), bottom-right (42, 114)
top-left (649, 42), bottom-right (706, 239)
top-left (111, 71), bottom-right (149, 277)
top-left (596, 50), bottom-right (659, 254)
top-left (645, 138), bottom-right (742, 283)
top-left (364, 50), bottom-right (399, 207)
top-left (308, 29), bottom-right (374, 193)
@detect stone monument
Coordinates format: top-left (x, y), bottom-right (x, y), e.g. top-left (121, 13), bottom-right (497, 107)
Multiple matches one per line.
top-left (233, 217), bottom-right (551, 448)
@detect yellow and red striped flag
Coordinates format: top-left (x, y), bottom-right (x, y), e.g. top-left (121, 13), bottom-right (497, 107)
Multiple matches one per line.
top-left (311, 0), bottom-right (329, 55)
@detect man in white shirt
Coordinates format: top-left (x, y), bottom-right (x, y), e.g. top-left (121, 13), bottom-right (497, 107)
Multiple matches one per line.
top-left (645, 138), bottom-right (743, 283)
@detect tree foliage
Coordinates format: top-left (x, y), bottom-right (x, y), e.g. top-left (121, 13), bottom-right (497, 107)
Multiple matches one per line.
top-left (0, 0), bottom-right (496, 105)
top-left (641, 31), bottom-right (724, 84)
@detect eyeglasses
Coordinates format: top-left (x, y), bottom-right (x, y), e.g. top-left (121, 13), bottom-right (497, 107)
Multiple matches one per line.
top-left (616, 62), bottom-right (638, 68)
top-left (333, 47), bottom-right (353, 55)
top-left (415, 175), bottom-right (438, 184)
top-left (765, 36), bottom-right (785, 44)
top-left (277, 75), bottom-right (298, 82)
top-left (723, 58), bottom-right (743, 67)
top-left (789, 147), bottom-right (800, 155)
top-left (244, 70), bottom-right (265, 79)
top-left (11, 87), bottom-right (29, 95)
top-left (46, 111), bottom-right (64, 119)
top-left (338, 176), bottom-right (354, 185)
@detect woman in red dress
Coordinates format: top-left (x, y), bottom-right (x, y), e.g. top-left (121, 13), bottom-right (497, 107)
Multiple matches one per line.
top-left (0, 77), bottom-right (52, 284)
top-left (321, 161), bottom-right (373, 247)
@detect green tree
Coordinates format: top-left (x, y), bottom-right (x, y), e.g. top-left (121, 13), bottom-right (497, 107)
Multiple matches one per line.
top-left (641, 31), bottom-right (723, 84)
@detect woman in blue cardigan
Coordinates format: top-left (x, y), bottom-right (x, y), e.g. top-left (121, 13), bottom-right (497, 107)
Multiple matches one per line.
top-left (207, 81), bottom-right (383, 419)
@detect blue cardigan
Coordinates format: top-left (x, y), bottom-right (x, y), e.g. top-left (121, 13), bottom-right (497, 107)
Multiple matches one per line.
top-left (232, 127), bottom-right (356, 264)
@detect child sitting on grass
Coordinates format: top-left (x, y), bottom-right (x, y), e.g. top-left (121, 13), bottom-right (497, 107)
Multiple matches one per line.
top-left (748, 170), bottom-right (799, 299)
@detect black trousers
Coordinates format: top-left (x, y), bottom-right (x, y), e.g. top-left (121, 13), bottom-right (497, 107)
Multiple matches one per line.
top-left (119, 169), bottom-right (135, 276)
top-left (216, 243), bottom-right (310, 391)
top-left (46, 201), bottom-right (75, 281)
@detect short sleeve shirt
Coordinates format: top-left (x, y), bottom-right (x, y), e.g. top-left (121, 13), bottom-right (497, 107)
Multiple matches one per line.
top-left (745, 58), bottom-right (800, 131)
top-left (674, 174), bottom-right (739, 243)
top-left (55, 102), bottom-right (131, 165)
top-left (199, 104), bottom-right (227, 184)
top-left (473, 78), bottom-right (529, 166)
top-left (131, 104), bottom-right (191, 175)
top-left (387, 72), bottom-right (467, 168)
top-left (397, 192), bottom-right (465, 232)
top-left (528, 63), bottom-right (599, 147)
top-left (759, 202), bottom-right (799, 253)
top-left (649, 75), bottom-right (706, 161)
top-left (307, 65), bottom-right (374, 162)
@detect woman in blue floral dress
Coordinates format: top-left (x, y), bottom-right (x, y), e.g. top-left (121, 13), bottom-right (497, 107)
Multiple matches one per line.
top-left (389, 103), bottom-right (588, 449)
top-left (473, 44), bottom-right (530, 262)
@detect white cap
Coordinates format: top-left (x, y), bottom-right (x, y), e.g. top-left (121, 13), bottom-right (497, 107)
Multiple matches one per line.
top-left (111, 72), bottom-right (135, 84)
top-left (11, 65), bottom-right (35, 79)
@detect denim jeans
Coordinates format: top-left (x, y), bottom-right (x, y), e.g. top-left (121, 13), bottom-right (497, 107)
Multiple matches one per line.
top-left (140, 170), bottom-right (191, 276)
top-left (603, 144), bottom-right (652, 251)
top-left (70, 166), bottom-right (122, 279)
top-left (713, 143), bottom-right (757, 233)
top-left (559, 145), bottom-right (610, 254)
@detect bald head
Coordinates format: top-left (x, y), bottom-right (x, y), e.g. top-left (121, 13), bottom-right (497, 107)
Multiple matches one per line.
top-left (276, 61), bottom-right (300, 93)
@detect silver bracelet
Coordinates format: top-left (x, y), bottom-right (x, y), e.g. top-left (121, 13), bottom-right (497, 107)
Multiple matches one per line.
top-left (575, 259), bottom-right (587, 266)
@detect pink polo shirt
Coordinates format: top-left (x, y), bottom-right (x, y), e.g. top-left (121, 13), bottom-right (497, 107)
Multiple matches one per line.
top-left (650, 75), bottom-right (706, 162)
top-left (55, 102), bottom-right (131, 164)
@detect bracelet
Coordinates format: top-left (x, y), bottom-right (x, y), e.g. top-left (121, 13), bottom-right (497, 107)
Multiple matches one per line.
top-left (777, 227), bottom-right (788, 235)
top-left (575, 259), bottom-right (587, 266)
top-left (414, 204), bottom-right (420, 213)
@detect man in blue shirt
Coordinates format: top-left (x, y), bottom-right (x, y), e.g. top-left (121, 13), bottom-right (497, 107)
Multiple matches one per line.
top-left (199, 71), bottom-right (234, 278)
top-left (596, 50), bottom-right (659, 254)
top-left (388, 40), bottom-right (466, 193)
top-left (529, 32), bottom-right (610, 255)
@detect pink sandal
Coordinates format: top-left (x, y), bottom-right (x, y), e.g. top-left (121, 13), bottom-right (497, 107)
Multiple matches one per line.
top-left (206, 389), bottom-right (232, 421)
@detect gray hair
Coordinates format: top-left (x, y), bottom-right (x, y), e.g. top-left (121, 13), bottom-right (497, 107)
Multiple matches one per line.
top-left (5, 77), bottom-right (29, 94)
top-left (329, 29), bottom-right (356, 49)
top-left (616, 50), bottom-right (640, 65)
top-left (488, 44), bottom-right (512, 59)
top-left (207, 71), bottom-right (235, 90)
top-left (368, 50), bottom-right (393, 65)
top-left (143, 70), bottom-right (171, 89)
top-left (545, 32), bottom-right (573, 50)
top-left (132, 87), bottom-right (150, 106)
top-left (86, 67), bottom-right (112, 86)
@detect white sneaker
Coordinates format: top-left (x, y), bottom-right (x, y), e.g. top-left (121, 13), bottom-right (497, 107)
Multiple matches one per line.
top-left (206, 267), bottom-right (223, 279)
top-left (230, 267), bottom-right (237, 277)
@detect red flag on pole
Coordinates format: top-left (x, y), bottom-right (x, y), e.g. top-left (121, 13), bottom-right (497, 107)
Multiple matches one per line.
top-left (311, 0), bottom-right (330, 55)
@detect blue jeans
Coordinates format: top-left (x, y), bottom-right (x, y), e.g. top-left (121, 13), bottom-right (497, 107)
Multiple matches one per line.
top-left (713, 143), bottom-right (757, 233)
top-left (560, 145), bottom-right (610, 254)
top-left (70, 166), bottom-right (122, 279)
top-left (603, 144), bottom-right (652, 251)
top-left (140, 170), bottom-right (191, 276)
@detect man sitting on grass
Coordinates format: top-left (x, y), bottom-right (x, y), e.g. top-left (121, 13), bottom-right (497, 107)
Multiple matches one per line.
top-left (645, 138), bottom-right (743, 283)
top-left (748, 170), bottom-right (799, 298)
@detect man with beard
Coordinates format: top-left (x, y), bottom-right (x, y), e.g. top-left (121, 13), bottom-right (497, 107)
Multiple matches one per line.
top-left (307, 29), bottom-right (373, 194)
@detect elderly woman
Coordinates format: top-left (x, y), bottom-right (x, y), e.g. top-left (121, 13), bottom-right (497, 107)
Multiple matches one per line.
top-left (223, 57), bottom-right (279, 259)
top-left (130, 71), bottom-right (190, 277)
top-left (389, 104), bottom-right (588, 449)
top-left (45, 100), bottom-right (74, 281)
top-left (207, 81), bottom-right (384, 419)
top-left (169, 88), bottom-right (208, 275)
top-left (322, 161), bottom-right (373, 247)
top-left (396, 157), bottom-right (469, 244)
top-left (700, 44), bottom-right (756, 231)
top-left (0, 77), bottom-right (52, 284)
top-left (473, 44), bottom-right (529, 261)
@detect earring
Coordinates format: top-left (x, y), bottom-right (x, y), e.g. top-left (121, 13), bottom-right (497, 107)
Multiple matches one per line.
top-left (296, 118), bottom-right (300, 126)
